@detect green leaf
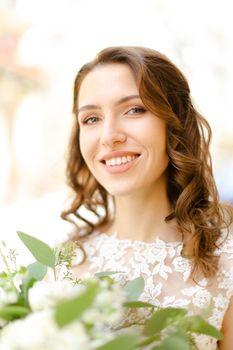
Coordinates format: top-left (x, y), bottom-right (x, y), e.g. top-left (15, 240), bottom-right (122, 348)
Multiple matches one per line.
top-left (54, 282), bottom-right (99, 327)
top-left (124, 301), bottom-right (155, 308)
top-left (0, 305), bottom-right (30, 320)
top-left (123, 276), bottom-right (144, 301)
top-left (160, 332), bottom-right (191, 350)
top-left (17, 231), bottom-right (55, 268)
top-left (95, 334), bottom-right (139, 350)
top-left (95, 271), bottom-right (123, 277)
top-left (27, 261), bottom-right (48, 281)
top-left (186, 315), bottom-right (223, 340)
top-left (137, 334), bottom-right (160, 348)
top-left (19, 262), bottom-right (48, 307)
top-left (20, 275), bottom-right (37, 307)
top-left (143, 308), bottom-right (187, 336)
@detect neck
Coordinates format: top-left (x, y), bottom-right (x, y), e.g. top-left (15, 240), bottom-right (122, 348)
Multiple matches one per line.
top-left (110, 179), bottom-right (179, 243)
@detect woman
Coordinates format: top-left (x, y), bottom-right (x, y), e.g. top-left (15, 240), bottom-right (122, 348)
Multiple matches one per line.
top-left (61, 46), bottom-right (233, 349)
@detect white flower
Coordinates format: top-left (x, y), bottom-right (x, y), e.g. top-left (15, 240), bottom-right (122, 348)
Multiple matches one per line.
top-left (0, 309), bottom-right (89, 350)
top-left (82, 282), bottom-right (126, 326)
top-left (0, 318), bottom-right (7, 328)
top-left (29, 280), bottom-right (85, 311)
top-left (0, 287), bottom-right (17, 307)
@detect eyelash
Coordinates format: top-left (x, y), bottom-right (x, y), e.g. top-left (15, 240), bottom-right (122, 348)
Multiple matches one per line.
top-left (82, 116), bottom-right (99, 125)
top-left (81, 106), bottom-right (146, 125)
top-left (126, 106), bottom-right (146, 115)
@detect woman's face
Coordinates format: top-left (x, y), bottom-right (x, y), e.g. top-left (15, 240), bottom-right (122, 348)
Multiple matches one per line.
top-left (77, 63), bottom-right (169, 197)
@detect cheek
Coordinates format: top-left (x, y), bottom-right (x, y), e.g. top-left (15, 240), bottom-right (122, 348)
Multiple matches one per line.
top-left (146, 120), bottom-right (167, 150)
top-left (79, 132), bottom-right (89, 163)
top-left (79, 131), bottom-right (98, 165)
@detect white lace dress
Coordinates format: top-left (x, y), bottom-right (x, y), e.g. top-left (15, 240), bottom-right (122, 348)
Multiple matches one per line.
top-left (72, 231), bottom-right (233, 350)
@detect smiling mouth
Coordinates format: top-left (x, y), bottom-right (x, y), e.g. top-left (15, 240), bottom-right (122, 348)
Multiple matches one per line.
top-left (102, 154), bottom-right (140, 166)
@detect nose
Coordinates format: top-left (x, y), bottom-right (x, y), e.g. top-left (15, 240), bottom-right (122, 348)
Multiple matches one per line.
top-left (100, 119), bottom-right (127, 148)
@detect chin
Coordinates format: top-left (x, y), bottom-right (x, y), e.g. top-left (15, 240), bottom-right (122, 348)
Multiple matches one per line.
top-left (105, 185), bottom-right (140, 197)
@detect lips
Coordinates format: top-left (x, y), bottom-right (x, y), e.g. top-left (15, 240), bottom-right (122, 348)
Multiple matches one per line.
top-left (100, 151), bottom-right (140, 163)
top-left (99, 151), bottom-right (141, 174)
top-left (105, 154), bottom-right (139, 166)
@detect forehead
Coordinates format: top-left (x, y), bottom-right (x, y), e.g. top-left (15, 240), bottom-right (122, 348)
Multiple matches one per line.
top-left (78, 63), bottom-right (139, 105)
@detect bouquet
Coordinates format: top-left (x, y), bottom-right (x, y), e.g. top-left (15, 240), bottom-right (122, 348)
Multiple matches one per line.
top-left (0, 232), bottom-right (222, 350)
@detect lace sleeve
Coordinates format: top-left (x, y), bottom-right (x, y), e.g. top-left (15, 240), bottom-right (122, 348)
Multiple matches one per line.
top-left (216, 234), bottom-right (233, 300)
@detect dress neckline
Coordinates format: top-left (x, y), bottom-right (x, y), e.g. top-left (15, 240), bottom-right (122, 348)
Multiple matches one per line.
top-left (97, 231), bottom-right (183, 247)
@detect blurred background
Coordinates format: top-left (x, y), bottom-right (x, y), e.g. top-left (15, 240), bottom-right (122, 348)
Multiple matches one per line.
top-left (0, 0), bottom-right (233, 261)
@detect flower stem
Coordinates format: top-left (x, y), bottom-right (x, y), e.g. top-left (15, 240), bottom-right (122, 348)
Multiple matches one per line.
top-left (53, 267), bottom-right (57, 281)
top-left (0, 244), bottom-right (18, 293)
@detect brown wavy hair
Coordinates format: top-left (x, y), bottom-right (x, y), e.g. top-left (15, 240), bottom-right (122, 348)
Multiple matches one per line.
top-left (61, 46), bottom-right (232, 279)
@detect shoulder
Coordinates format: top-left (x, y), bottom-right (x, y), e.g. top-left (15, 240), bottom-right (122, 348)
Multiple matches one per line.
top-left (219, 295), bottom-right (233, 349)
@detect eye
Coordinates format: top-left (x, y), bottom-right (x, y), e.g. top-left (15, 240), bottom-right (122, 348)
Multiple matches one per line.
top-left (82, 116), bottom-right (100, 125)
top-left (127, 107), bottom-right (146, 115)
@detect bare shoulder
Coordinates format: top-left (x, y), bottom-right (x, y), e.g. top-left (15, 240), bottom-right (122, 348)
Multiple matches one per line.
top-left (219, 296), bottom-right (233, 350)
top-left (217, 229), bottom-right (233, 349)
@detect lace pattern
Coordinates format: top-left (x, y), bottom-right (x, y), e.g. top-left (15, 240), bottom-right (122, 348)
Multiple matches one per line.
top-left (72, 231), bottom-right (233, 350)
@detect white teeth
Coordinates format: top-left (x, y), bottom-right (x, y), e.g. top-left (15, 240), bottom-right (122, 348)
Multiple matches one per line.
top-left (110, 158), bottom-right (116, 166)
top-left (116, 157), bottom-right (121, 165)
top-left (105, 155), bottom-right (138, 166)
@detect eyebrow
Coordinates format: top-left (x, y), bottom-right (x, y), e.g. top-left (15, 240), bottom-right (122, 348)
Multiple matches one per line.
top-left (77, 94), bottom-right (140, 114)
